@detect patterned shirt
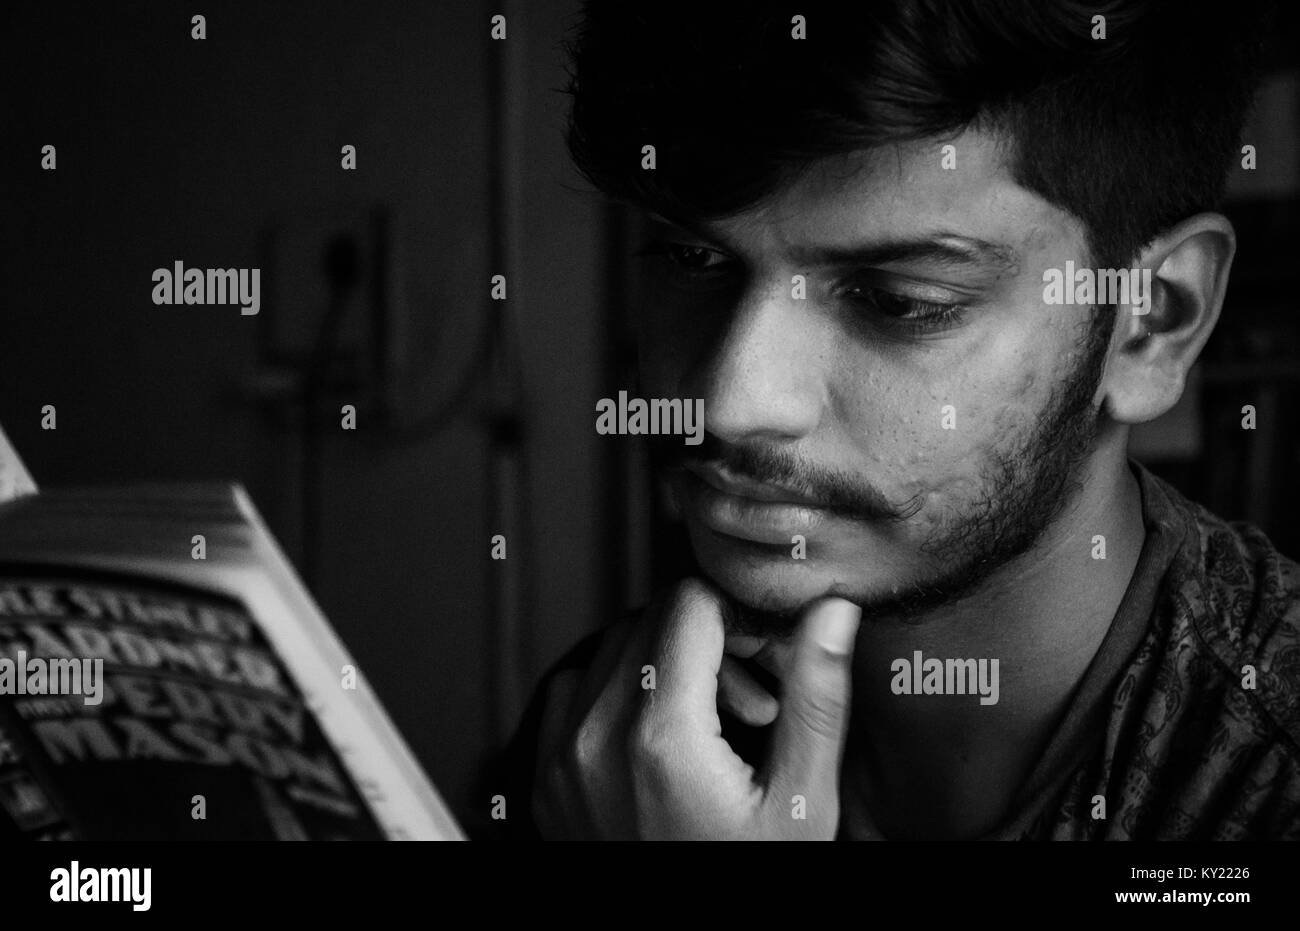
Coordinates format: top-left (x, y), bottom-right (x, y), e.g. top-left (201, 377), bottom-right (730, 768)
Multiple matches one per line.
top-left (979, 461), bottom-right (1300, 839)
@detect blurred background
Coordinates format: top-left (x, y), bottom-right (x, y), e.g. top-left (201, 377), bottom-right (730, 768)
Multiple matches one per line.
top-left (3, 1), bottom-right (1298, 834)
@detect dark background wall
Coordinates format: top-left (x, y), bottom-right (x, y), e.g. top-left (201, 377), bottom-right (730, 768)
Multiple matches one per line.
top-left (4, 1), bottom-right (1298, 832)
top-left (4, 0), bottom-right (613, 825)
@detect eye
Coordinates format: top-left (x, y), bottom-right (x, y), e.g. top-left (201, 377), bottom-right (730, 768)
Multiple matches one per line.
top-left (634, 240), bottom-right (734, 274)
top-left (841, 285), bottom-right (967, 335)
top-left (668, 243), bottom-right (730, 270)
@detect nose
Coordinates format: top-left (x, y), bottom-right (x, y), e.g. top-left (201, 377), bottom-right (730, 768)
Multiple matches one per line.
top-left (684, 279), bottom-right (827, 445)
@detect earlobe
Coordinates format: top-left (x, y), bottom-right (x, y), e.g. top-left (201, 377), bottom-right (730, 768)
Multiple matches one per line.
top-left (1099, 214), bottom-right (1235, 426)
top-left (1103, 316), bottom-right (1188, 425)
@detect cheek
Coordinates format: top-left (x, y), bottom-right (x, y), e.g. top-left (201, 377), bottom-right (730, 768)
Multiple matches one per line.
top-left (836, 332), bottom-right (1057, 503)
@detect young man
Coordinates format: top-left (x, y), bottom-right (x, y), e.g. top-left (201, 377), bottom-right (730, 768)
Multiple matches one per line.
top-left (498, 0), bottom-right (1298, 839)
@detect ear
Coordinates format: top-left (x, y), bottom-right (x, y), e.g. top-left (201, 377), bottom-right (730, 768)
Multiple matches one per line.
top-left (1101, 214), bottom-right (1236, 425)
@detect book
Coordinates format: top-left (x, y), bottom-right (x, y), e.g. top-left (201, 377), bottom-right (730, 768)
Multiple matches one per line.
top-left (0, 427), bottom-right (464, 840)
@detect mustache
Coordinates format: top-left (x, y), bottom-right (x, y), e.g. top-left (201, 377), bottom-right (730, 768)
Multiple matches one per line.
top-left (650, 433), bottom-right (921, 523)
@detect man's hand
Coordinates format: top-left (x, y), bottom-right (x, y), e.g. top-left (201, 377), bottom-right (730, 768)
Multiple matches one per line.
top-left (533, 577), bottom-right (860, 840)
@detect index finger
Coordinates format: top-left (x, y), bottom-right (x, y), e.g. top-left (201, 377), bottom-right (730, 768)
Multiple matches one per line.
top-left (642, 577), bottom-right (729, 736)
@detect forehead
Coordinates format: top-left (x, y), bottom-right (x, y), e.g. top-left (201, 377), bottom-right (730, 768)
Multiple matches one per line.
top-left (709, 126), bottom-right (1086, 264)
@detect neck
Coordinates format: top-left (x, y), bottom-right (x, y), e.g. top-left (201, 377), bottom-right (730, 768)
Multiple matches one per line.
top-left (844, 451), bottom-right (1146, 839)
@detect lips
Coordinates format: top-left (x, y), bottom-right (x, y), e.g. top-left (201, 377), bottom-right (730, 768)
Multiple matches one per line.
top-left (684, 462), bottom-right (823, 506)
top-left (678, 462), bottom-right (835, 544)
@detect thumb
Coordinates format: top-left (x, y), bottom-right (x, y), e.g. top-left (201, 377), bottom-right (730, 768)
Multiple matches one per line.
top-left (764, 597), bottom-right (860, 817)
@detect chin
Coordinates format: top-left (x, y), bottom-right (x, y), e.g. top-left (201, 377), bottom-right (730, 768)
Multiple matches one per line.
top-left (686, 521), bottom-right (867, 616)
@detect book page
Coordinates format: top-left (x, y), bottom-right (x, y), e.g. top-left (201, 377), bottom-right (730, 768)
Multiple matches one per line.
top-left (0, 424), bottom-right (37, 503)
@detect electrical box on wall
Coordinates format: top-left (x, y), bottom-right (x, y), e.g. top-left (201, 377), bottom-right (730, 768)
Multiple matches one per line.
top-left (250, 204), bottom-right (405, 424)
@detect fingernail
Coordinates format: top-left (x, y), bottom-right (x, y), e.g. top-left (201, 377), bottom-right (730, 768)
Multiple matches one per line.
top-left (812, 599), bottom-right (860, 656)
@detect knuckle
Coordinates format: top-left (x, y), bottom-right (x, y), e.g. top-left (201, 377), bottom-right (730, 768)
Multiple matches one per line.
top-left (570, 717), bottom-right (603, 774)
top-left (628, 709), bottom-right (670, 769)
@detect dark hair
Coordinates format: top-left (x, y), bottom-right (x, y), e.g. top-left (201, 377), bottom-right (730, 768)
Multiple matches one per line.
top-left (565, 0), bottom-right (1271, 269)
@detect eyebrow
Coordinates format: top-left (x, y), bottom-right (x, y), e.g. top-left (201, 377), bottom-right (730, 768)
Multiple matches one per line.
top-left (789, 237), bottom-right (1020, 274)
top-left (647, 213), bottom-right (1020, 274)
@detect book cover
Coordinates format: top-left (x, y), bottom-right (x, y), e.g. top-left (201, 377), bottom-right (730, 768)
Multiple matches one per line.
top-left (0, 467), bottom-right (463, 840)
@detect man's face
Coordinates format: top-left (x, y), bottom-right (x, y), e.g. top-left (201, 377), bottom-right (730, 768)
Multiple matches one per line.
top-left (637, 127), bottom-right (1115, 628)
